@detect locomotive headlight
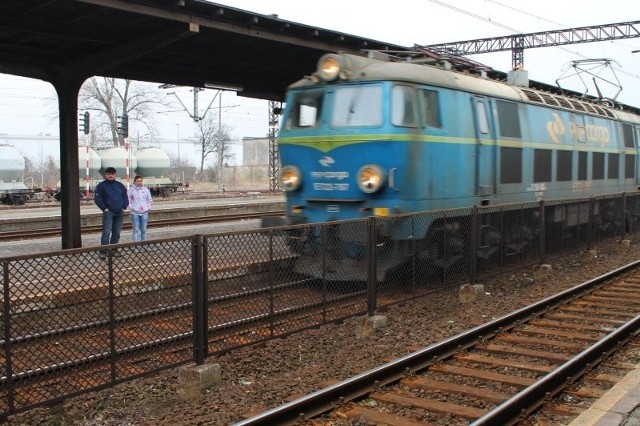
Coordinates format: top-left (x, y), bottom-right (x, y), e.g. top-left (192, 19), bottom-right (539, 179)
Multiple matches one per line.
top-left (317, 54), bottom-right (344, 82)
top-left (357, 165), bottom-right (385, 193)
top-left (280, 166), bottom-right (301, 191)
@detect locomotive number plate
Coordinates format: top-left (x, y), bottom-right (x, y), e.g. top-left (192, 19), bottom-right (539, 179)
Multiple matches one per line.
top-left (327, 205), bottom-right (340, 213)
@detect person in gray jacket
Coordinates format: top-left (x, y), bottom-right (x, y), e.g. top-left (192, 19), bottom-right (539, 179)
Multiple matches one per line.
top-left (94, 167), bottom-right (129, 259)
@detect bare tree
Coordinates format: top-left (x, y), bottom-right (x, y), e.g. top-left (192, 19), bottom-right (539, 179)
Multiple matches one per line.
top-left (190, 114), bottom-right (236, 184)
top-left (41, 155), bottom-right (59, 188)
top-left (79, 77), bottom-right (171, 147)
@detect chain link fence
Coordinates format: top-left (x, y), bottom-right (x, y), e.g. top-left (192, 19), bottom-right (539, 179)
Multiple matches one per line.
top-left (1, 193), bottom-right (636, 418)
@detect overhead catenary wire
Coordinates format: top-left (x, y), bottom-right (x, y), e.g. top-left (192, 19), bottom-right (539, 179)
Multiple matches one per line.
top-left (428, 0), bottom-right (640, 81)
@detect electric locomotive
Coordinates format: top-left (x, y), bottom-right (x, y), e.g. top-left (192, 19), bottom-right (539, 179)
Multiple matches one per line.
top-left (271, 50), bottom-right (640, 280)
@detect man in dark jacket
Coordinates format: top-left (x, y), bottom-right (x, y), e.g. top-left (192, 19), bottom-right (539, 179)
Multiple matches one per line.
top-left (94, 167), bottom-right (129, 258)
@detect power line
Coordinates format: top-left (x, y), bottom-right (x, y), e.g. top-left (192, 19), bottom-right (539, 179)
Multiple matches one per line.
top-left (428, 0), bottom-right (520, 34)
top-left (427, 0), bottom-right (640, 81)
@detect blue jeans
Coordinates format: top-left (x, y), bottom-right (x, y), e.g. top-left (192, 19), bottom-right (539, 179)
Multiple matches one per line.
top-left (131, 212), bottom-right (149, 242)
top-left (101, 210), bottom-right (124, 251)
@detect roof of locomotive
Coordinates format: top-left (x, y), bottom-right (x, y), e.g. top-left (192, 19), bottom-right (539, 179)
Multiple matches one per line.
top-left (289, 52), bottom-right (640, 125)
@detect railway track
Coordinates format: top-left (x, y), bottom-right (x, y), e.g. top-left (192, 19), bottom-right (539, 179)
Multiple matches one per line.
top-left (4, 237), bottom-right (448, 418)
top-left (2, 251), bottom-right (389, 412)
top-left (235, 262), bottom-right (640, 426)
top-left (0, 211), bottom-right (284, 241)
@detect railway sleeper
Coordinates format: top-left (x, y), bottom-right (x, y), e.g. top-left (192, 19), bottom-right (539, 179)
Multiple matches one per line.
top-left (529, 318), bottom-right (616, 333)
top-left (401, 377), bottom-right (510, 404)
top-left (370, 391), bottom-right (489, 420)
top-left (338, 406), bottom-right (425, 426)
top-left (518, 325), bottom-right (601, 342)
top-left (428, 364), bottom-right (536, 387)
top-left (481, 343), bottom-right (571, 362)
top-left (495, 333), bottom-right (587, 351)
top-left (544, 311), bottom-right (626, 325)
top-left (567, 385), bottom-right (607, 398)
top-left (453, 353), bottom-right (554, 375)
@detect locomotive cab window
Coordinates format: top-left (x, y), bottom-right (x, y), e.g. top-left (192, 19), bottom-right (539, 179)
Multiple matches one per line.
top-left (475, 101), bottom-right (490, 134)
top-left (286, 91), bottom-right (323, 129)
top-left (419, 89), bottom-right (441, 128)
top-left (391, 85), bottom-right (417, 127)
top-left (331, 85), bottom-right (383, 127)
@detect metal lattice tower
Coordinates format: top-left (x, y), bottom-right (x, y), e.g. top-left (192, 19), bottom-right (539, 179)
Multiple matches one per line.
top-left (421, 20), bottom-right (640, 69)
top-left (268, 101), bottom-right (282, 193)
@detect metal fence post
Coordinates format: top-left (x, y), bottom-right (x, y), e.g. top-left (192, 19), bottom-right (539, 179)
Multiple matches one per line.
top-left (108, 253), bottom-right (116, 383)
top-left (623, 192), bottom-right (628, 239)
top-left (192, 234), bottom-right (205, 365)
top-left (3, 261), bottom-right (14, 414)
top-left (411, 215), bottom-right (417, 294)
top-left (588, 197), bottom-right (595, 248)
top-left (321, 226), bottom-right (328, 320)
top-left (470, 206), bottom-right (478, 285)
top-left (539, 200), bottom-right (546, 263)
top-left (367, 217), bottom-right (377, 316)
top-left (268, 230), bottom-right (276, 336)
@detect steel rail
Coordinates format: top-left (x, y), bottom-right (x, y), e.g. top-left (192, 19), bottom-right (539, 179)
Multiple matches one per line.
top-left (1, 281), bottom-right (365, 385)
top-left (233, 259), bottom-right (640, 426)
top-left (472, 313), bottom-right (640, 425)
top-left (3, 274), bottom-right (310, 347)
top-left (0, 211), bottom-right (284, 241)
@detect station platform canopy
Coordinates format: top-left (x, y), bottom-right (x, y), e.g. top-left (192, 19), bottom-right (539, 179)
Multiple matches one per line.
top-left (0, 0), bottom-right (408, 101)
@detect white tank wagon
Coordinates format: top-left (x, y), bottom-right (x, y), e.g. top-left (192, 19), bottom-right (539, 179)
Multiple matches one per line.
top-left (98, 146), bottom-right (138, 184)
top-left (81, 145), bottom-right (102, 181)
top-left (0, 144), bottom-right (38, 205)
top-left (55, 146), bottom-right (103, 199)
top-left (54, 146), bottom-right (182, 200)
top-left (134, 147), bottom-right (183, 197)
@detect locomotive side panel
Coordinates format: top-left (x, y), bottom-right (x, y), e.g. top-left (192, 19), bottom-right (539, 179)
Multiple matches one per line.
top-left (274, 51), bottom-right (640, 281)
top-left (411, 87), bottom-right (479, 210)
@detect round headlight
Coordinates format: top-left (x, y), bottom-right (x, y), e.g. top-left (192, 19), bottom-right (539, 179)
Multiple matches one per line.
top-left (280, 166), bottom-right (301, 191)
top-left (317, 54), bottom-right (343, 82)
top-left (357, 165), bottom-right (385, 193)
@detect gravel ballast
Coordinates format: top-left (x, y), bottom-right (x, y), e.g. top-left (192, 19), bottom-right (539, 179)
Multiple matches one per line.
top-left (7, 239), bottom-right (640, 426)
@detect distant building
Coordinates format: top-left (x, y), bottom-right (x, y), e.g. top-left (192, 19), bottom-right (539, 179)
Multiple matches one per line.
top-left (232, 137), bottom-right (270, 189)
top-left (242, 137), bottom-right (269, 166)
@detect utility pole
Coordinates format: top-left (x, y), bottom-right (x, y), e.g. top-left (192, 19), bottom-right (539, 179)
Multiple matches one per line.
top-left (217, 91), bottom-right (223, 191)
top-left (268, 101), bottom-right (281, 193)
top-left (176, 123), bottom-right (180, 163)
top-left (166, 87), bottom-right (220, 122)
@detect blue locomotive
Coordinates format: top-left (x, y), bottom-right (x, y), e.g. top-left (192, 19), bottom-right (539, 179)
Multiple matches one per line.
top-left (272, 51), bottom-right (640, 280)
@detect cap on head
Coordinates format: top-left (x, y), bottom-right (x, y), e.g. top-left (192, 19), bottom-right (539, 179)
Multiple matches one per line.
top-left (105, 167), bottom-right (117, 174)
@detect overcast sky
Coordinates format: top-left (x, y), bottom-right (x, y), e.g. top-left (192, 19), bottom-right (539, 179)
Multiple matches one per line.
top-left (1, 0), bottom-right (638, 164)
top-left (215, 0), bottom-right (639, 101)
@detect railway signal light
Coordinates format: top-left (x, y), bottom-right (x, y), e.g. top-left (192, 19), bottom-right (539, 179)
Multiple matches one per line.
top-left (79, 111), bottom-right (90, 135)
top-left (117, 114), bottom-right (129, 138)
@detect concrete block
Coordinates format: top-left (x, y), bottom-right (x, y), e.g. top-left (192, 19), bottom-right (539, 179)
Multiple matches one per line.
top-left (581, 249), bottom-right (597, 263)
top-left (459, 284), bottom-right (485, 304)
top-left (178, 362), bottom-right (221, 399)
top-left (533, 264), bottom-right (552, 281)
top-left (356, 315), bottom-right (388, 338)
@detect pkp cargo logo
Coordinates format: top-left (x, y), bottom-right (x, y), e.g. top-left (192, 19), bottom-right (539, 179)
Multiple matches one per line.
top-left (546, 113), bottom-right (565, 144)
top-left (319, 156), bottom-right (335, 167)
